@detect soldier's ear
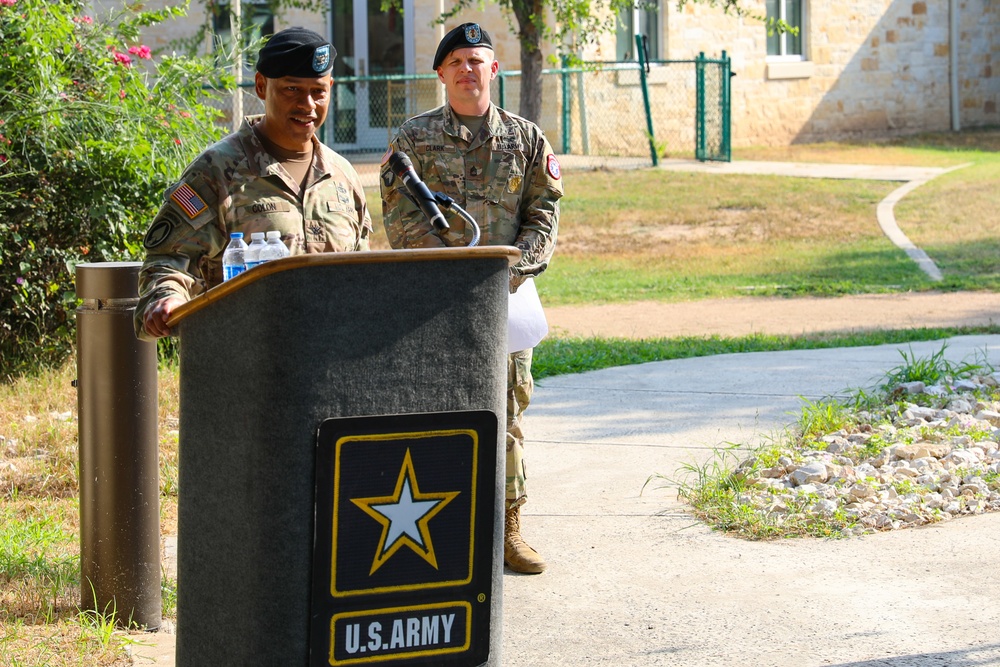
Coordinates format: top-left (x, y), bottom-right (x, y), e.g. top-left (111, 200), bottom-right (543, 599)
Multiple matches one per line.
top-left (254, 72), bottom-right (268, 101)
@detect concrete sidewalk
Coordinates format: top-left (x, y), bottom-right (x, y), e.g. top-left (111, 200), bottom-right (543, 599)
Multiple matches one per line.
top-left (134, 335), bottom-right (1000, 666)
top-left (503, 334), bottom-right (1000, 667)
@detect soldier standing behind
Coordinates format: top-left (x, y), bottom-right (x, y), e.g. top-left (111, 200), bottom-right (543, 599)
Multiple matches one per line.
top-left (380, 23), bottom-right (563, 574)
top-left (136, 27), bottom-right (371, 340)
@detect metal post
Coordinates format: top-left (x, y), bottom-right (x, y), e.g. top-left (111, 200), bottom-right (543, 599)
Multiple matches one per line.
top-left (575, 52), bottom-right (591, 155)
top-left (696, 51), bottom-right (706, 162)
top-left (561, 56), bottom-right (571, 154)
top-left (721, 50), bottom-right (732, 162)
top-left (76, 262), bottom-right (161, 630)
top-left (231, 0), bottom-right (243, 133)
top-left (635, 34), bottom-right (658, 167)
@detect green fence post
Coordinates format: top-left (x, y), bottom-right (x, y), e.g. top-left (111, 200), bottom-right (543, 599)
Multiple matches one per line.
top-left (498, 72), bottom-right (506, 111)
top-left (561, 56), bottom-right (571, 154)
top-left (722, 50), bottom-right (732, 162)
top-left (635, 34), bottom-right (658, 167)
top-left (695, 51), bottom-right (706, 162)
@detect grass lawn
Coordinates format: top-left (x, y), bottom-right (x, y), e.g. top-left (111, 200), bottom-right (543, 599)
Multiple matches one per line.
top-left (368, 129), bottom-right (1000, 302)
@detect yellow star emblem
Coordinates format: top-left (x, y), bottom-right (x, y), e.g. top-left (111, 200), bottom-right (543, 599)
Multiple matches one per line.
top-left (351, 449), bottom-right (459, 575)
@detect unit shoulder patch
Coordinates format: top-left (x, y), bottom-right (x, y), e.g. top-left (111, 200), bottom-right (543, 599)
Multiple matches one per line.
top-left (546, 154), bottom-right (561, 180)
top-left (143, 216), bottom-right (175, 250)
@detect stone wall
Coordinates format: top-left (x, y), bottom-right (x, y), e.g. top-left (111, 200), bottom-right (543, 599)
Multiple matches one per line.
top-left (656, 0), bottom-right (998, 146)
top-left (957, 0), bottom-right (1000, 125)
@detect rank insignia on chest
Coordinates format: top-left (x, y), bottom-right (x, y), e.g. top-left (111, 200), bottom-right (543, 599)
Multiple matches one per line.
top-left (336, 182), bottom-right (350, 204)
top-left (507, 175), bottom-right (522, 193)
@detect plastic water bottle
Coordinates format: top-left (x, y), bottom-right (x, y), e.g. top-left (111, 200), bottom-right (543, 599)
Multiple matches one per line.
top-left (245, 232), bottom-right (266, 270)
top-left (258, 230), bottom-right (290, 263)
top-left (222, 232), bottom-right (248, 281)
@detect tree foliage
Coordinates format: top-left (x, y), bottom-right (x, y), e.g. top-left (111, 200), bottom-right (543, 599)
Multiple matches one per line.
top-left (0, 0), bottom-right (230, 380)
top-left (169, 0), bottom-right (330, 59)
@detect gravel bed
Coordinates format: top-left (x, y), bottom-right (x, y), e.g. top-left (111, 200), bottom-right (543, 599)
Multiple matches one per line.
top-left (731, 373), bottom-right (1000, 536)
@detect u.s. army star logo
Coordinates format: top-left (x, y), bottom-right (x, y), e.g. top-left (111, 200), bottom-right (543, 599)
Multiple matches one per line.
top-left (351, 449), bottom-right (459, 575)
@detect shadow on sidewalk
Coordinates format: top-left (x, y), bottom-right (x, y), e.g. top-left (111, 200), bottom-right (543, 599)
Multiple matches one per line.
top-left (824, 642), bottom-right (1000, 667)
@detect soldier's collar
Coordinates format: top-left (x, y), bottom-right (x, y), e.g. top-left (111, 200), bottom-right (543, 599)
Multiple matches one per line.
top-left (444, 103), bottom-right (502, 140)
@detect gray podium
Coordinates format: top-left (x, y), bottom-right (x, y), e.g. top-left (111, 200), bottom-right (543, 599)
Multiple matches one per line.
top-left (166, 247), bottom-right (518, 667)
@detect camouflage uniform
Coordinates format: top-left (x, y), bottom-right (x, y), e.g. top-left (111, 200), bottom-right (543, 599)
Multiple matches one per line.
top-left (136, 115), bottom-right (372, 339)
top-left (380, 102), bottom-right (563, 509)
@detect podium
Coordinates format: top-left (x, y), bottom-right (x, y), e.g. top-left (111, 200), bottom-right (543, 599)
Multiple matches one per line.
top-left (166, 247), bottom-right (518, 667)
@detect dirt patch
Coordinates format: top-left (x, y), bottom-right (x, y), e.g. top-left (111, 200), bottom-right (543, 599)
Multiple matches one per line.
top-left (543, 291), bottom-right (1000, 339)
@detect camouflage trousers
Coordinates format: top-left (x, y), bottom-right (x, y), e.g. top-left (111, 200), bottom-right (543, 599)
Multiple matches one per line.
top-left (506, 348), bottom-right (533, 510)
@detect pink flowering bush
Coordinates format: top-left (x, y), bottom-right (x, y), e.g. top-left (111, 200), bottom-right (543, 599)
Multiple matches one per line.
top-left (0, 0), bottom-right (231, 378)
top-left (129, 44), bottom-right (152, 59)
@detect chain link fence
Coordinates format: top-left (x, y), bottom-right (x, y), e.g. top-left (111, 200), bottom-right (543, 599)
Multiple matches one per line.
top-left (205, 55), bottom-right (730, 164)
top-left (695, 53), bottom-right (732, 163)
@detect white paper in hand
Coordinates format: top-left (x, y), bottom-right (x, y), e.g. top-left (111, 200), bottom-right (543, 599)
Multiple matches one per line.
top-left (508, 278), bottom-right (548, 353)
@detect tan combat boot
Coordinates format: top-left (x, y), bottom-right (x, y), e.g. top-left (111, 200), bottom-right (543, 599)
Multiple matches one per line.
top-left (503, 506), bottom-right (546, 574)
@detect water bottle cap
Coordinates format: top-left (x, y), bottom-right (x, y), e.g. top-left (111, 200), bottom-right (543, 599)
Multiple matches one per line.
top-left (266, 231), bottom-right (282, 240)
top-left (230, 232), bottom-right (244, 239)
top-left (251, 232), bottom-right (265, 240)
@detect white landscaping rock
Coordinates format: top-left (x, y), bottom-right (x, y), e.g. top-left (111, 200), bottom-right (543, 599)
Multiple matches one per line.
top-left (790, 462), bottom-right (829, 486)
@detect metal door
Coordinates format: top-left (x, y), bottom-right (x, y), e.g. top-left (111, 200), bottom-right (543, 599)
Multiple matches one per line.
top-left (329, 0), bottom-right (412, 151)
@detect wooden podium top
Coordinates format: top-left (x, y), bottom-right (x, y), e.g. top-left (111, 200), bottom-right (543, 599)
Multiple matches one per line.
top-left (165, 246), bottom-right (521, 328)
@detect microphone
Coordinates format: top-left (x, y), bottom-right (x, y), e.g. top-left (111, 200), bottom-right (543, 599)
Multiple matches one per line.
top-left (387, 151), bottom-right (449, 232)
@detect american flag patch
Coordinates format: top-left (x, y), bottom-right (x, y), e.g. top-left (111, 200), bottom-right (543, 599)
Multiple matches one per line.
top-left (170, 183), bottom-right (208, 219)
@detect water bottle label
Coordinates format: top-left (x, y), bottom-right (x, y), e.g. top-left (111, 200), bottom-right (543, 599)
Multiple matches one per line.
top-left (223, 264), bottom-right (246, 281)
top-left (246, 260), bottom-right (262, 270)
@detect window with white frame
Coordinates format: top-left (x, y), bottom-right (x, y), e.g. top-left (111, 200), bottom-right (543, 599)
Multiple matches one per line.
top-left (766, 0), bottom-right (803, 59)
top-left (616, 1), bottom-right (660, 61)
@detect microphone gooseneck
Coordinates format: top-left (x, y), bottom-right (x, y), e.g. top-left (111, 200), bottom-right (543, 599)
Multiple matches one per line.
top-left (387, 152), bottom-right (450, 233)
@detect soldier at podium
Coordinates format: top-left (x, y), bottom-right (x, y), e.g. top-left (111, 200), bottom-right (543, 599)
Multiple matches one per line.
top-left (135, 27), bottom-right (371, 340)
top-left (380, 23), bottom-right (563, 574)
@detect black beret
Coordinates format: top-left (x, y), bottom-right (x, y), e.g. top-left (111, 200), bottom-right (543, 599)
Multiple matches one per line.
top-left (256, 27), bottom-right (335, 78)
top-left (432, 23), bottom-right (493, 70)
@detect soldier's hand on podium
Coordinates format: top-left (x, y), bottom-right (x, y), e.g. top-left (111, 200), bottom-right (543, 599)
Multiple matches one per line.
top-left (144, 295), bottom-right (186, 338)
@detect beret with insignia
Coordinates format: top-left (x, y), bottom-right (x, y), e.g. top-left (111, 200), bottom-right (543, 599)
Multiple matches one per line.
top-left (433, 23), bottom-right (493, 70)
top-left (256, 27), bottom-right (336, 79)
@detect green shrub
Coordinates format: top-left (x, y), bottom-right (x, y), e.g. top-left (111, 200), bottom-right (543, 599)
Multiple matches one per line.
top-left (0, 0), bottom-right (229, 380)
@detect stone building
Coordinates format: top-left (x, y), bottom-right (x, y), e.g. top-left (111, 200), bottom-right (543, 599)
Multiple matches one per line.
top-left (108, 0), bottom-right (998, 150)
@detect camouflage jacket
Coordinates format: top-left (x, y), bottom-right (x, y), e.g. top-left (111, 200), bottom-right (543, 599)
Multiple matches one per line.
top-left (135, 115), bottom-right (372, 338)
top-left (380, 103), bottom-right (562, 279)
